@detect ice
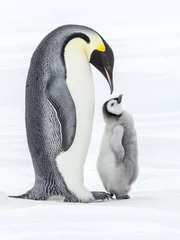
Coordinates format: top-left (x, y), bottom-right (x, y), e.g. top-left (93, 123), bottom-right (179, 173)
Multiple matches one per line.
top-left (0, 192), bottom-right (8, 205)
top-left (0, 0), bottom-right (180, 239)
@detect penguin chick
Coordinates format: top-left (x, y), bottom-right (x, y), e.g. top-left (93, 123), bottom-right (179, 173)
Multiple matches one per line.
top-left (97, 94), bottom-right (138, 200)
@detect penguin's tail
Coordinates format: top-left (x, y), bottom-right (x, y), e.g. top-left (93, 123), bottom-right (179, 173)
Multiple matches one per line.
top-left (9, 194), bottom-right (28, 199)
top-left (9, 190), bottom-right (47, 200)
top-left (9, 188), bottom-right (50, 200)
top-left (9, 175), bottom-right (79, 202)
top-left (9, 181), bottom-right (61, 200)
top-left (9, 193), bottom-right (33, 199)
top-left (9, 180), bottom-right (77, 201)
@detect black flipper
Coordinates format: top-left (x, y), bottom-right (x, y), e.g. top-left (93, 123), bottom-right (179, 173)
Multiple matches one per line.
top-left (47, 76), bottom-right (76, 151)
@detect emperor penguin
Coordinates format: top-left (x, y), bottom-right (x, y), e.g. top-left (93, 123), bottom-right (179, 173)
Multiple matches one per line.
top-left (11, 25), bottom-right (114, 202)
top-left (97, 95), bottom-right (138, 199)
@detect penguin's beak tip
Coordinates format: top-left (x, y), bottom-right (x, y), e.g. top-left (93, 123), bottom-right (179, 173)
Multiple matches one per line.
top-left (110, 84), bottom-right (114, 95)
top-left (104, 67), bottom-right (113, 95)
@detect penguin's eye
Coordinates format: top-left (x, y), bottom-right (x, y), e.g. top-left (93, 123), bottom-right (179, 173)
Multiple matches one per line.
top-left (111, 103), bottom-right (114, 106)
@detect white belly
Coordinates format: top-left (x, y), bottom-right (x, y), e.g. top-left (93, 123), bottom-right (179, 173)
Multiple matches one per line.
top-left (56, 39), bottom-right (94, 201)
top-left (97, 128), bottom-right (131, 194)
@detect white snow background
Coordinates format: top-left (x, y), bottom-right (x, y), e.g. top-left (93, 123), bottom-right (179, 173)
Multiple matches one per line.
top-left (0, 0), bottom-right (180, 239)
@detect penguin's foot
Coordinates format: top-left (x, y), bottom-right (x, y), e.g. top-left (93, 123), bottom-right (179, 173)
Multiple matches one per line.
top-left (64, 192), bottom-right (94, 203)
top-left (64, 191), bottom-right (112, 203)
top-left (63, 186), bottom-right (94, 203)
top-left (91, 191), bottom-right (113, 201)
top-left (115, 194), bottom-right (130, 200)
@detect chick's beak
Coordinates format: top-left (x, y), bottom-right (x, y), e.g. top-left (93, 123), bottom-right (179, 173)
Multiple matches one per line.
top-left (117, 94), bottom-right (123, 104)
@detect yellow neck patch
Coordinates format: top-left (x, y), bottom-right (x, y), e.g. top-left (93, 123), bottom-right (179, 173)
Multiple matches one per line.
top-left (96, 43), bottom-right (106, 52)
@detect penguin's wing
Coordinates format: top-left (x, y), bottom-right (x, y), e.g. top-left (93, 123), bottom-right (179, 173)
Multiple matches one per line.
top-left (110, 125), bottom-right (125, 164)
top-left (47, 77), bottom-right (76, 151)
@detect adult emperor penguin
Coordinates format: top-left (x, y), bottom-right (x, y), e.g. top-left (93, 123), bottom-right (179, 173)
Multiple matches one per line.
top-left (12, 25), bottom-right (114, 202)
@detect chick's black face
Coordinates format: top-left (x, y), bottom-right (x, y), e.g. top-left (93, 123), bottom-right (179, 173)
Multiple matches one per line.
top-left (90, 40), bottom-right (114, 94)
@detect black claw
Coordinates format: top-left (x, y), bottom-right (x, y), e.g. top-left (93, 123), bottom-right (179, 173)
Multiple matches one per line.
top-left (110, 193), bottom-right (114, 198)
top-left (123, 195), bottom-right (130, 199)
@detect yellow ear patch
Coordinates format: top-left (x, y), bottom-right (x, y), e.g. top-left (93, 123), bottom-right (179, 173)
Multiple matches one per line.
top-left (96, 43), bottom-right (106, 52)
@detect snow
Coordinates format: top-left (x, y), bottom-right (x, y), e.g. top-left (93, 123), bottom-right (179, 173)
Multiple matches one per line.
top-left (0, 192), bottom-right (8, 205)
top-left (0, 0), bottom-right (180, 239)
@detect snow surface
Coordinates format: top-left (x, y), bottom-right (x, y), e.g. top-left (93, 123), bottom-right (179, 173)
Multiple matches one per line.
top-left (0, 0), bottom-right (180, 239)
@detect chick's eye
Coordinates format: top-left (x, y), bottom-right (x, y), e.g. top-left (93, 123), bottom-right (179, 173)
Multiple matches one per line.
top-left (111, 103), bottom-right (114, 106)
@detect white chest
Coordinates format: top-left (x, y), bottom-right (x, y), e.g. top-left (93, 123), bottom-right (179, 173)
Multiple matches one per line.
top-left (55, 38), bottom-right (95, 201)
top-left (98, 128), bottom-right (116, 165)
top-left (64, 39), bottom-right (95, 159)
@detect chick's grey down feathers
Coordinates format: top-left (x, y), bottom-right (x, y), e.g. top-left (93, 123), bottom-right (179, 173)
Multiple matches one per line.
top-left (97, 101), bottom-right (138, 199)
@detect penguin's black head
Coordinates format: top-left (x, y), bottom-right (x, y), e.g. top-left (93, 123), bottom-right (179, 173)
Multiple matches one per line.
top-left (90, 39), bottom-right (114, 94)
top-left (103, 94), bottom-right (123, 118)
top-left (60, 25), bottom-right (114, 94)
